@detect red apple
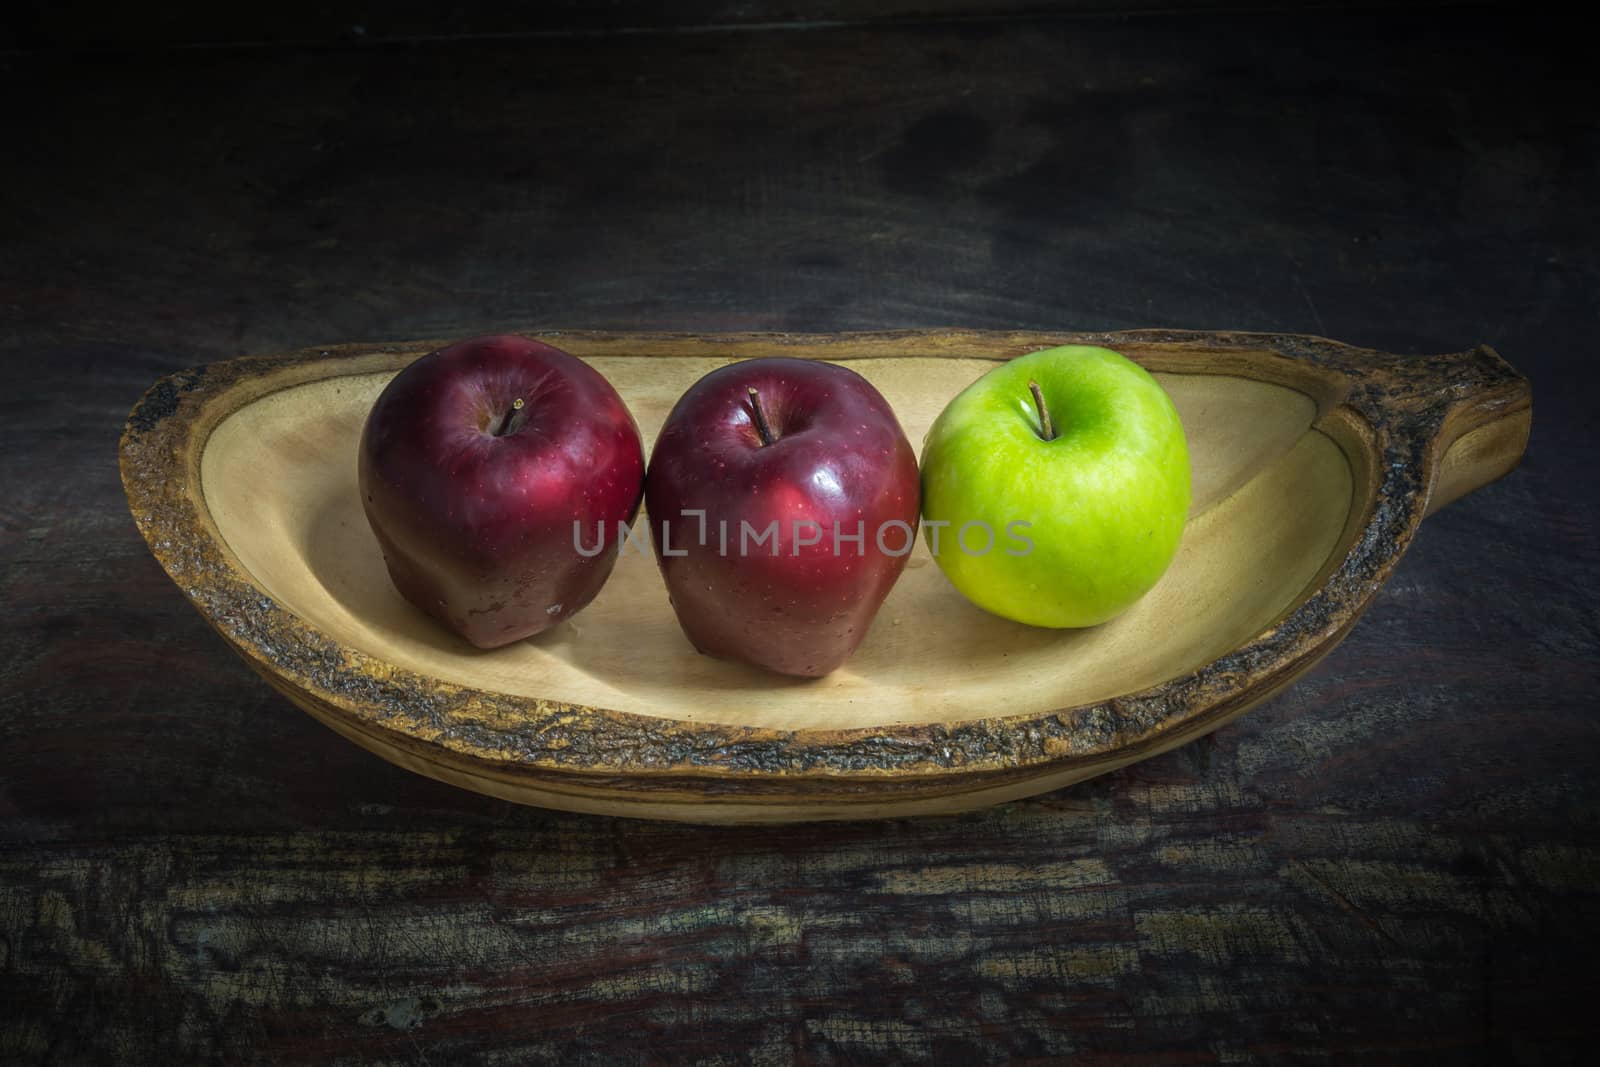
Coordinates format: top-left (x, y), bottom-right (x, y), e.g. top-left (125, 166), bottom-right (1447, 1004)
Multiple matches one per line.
top-left (359, 335), bottom-right (644, 648)
top-left (645, 357), bottom-right (920, 677)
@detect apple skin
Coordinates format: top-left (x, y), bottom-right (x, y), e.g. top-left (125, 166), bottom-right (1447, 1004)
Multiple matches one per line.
top-left (645, 357), bottom-right (920, 678)
top-left (919, 345), bottom-right (1190, 629)
top-left (359, 335), bottom-right (645, 649)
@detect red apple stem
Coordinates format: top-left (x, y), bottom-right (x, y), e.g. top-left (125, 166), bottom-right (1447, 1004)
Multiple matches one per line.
top-left (1028, 380), bottom-right (1056, 441)
top-left (747, 387), bottom-right (776, 446)
top-left (493, 397), bottom-right (526, 437)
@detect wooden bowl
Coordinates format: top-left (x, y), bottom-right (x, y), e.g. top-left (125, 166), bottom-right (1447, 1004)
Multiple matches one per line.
top-left (120, 330), bottom-right (1530, 821)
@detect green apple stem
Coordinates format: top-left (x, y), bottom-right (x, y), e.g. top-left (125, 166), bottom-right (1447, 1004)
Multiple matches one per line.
top-left (493, 397), bottom-right (527, 437)
top-left (1028, 380), bottom-right (1056, 441)
top-left (747, 387), bottom-right (776, 446)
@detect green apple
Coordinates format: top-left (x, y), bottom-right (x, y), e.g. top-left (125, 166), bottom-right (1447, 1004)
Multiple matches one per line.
top-left (920, 345), bottom-right (1190, 628)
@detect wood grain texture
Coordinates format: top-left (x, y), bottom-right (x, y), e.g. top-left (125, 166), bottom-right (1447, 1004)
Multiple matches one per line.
top-left (4, 6), bottom-right (1599, 1063)
top-left (4, 1), bottom-right (1461, 53)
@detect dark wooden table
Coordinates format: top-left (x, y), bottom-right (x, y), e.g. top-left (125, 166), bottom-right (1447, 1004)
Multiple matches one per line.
top-left (3, 6), bottom-right (1597, 1063)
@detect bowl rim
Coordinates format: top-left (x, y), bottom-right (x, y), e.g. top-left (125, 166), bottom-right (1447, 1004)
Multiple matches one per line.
top-left (118, 328), bottom-right (1528, 793)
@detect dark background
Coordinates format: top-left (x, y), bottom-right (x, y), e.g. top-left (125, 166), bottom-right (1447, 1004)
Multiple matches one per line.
top-left (3, 2), bottom-right (1597, 1063)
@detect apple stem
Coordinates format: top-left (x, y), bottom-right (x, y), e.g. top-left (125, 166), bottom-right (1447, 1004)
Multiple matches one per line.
top-left (1028, 380), bottom-right (1056, 441)
top-left (747, 387), bottom-right (776, 446)
top-left (493, 397), bottom-right (526, 437)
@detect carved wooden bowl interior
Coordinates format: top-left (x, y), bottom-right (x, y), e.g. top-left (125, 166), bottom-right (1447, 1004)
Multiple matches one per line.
top-left (120, 331), bottom-right (1530, 821)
